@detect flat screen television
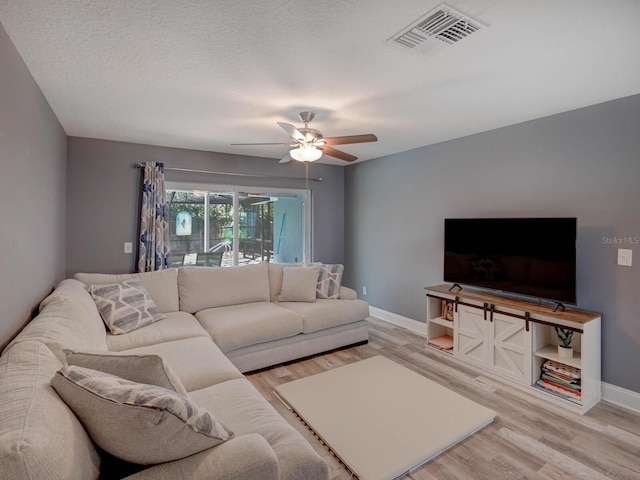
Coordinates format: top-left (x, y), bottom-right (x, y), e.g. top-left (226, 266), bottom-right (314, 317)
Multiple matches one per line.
top-left (444, 218), bottom-right (577, 305)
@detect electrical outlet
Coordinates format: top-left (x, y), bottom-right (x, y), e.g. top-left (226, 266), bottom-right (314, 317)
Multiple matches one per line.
top-left (124, 242), bottom-right (133, 254)
top-left (617, 248), bottom-right (632, 266)
top-left (362, 286), bottom-right (367, 296)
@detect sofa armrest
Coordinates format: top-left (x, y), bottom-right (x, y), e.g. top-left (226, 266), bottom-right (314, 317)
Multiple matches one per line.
top-left (123, 434), bottom-right (279, 480)
top-left (339, 286), bottom-right (358, 300)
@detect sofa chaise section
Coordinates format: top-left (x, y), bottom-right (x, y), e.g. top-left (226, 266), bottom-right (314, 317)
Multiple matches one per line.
top-left (120, 336), bottom-right (245, 392)
top-left (189, 378), bottom-right (328, 480)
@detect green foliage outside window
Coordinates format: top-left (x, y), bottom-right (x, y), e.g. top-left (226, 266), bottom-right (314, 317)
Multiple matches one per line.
top-left (166, 191), bottom-right (234, 253)
top-left (166, 189), bottom-right (275, 262)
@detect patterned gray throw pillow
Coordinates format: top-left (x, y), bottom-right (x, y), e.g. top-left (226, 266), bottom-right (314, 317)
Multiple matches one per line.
top-left (51, 365), bottom-right (234, 465)
top-left (316, 264), bottom-right (344, 299)
top-left (89, 278), bottom-right (165, 334)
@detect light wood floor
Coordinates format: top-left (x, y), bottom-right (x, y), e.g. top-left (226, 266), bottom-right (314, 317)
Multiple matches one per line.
top-left (246, 318), bottom-right (640, 480)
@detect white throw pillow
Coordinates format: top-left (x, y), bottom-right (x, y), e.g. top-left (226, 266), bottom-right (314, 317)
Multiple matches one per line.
top-left (278, 266), bottom-right (320, 302)
top-left (89, 278), bottom-right (165, 334)
top-left (51, 365), bottom-right (233, 465)
top-left (64, 350), bottom-right (188, 397)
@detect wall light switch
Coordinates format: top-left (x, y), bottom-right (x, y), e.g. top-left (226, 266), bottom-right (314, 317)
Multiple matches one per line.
top-left (617, 248), bottom-right (632, 266)
top-left (124, 242), bottom-right (133, 254)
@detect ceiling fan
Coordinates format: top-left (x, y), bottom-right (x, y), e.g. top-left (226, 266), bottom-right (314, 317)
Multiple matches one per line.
top-left (232, 111), bottom-right (377, 163)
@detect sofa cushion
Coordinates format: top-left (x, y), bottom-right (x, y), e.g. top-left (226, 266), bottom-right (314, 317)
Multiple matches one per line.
top-left (123, 337), bottom-right (244, 392)
top-left (277, 298), bottom-right (370, 334)
top-left (75, 268), bottom-right (180, 313)
top-left (51, 365), bottom-right (234, 465)
top-left (179, 262), bottom-right (270, 313)
top-left (189, 378), bottom-right (328, 480)
top-left (90, 279), bottom-right (165, 334)
top-left (0, 341), bottom-right (101, 479)
top-left (65, 349), bottom-right (188, 396)
top-left (278, 266), bottom-right (320, 302)
top-left (106, 311), bottom-right (210, 352)
top-left (195, 302), bottom-right (303, 353)
top-left (6, 295), bottom-right (108, 362)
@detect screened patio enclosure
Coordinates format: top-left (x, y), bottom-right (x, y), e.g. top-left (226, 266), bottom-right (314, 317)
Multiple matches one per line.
top-left (166, 187), bottom-right (309, 267)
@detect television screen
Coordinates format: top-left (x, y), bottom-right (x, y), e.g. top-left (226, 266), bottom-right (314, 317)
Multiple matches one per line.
top-left (444, 218), bottom-right (577, 304)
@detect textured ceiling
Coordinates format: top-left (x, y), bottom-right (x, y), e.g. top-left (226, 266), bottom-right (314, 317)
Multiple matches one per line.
top-left (1, 1), bottom-right (640, 165)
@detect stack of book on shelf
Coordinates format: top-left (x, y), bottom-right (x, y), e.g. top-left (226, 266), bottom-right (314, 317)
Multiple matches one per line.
top-left (534, 359), bottom-right (581, 403)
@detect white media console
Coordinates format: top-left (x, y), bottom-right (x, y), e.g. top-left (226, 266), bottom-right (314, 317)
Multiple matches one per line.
top-left (425, 284), bottom-right (601, 414)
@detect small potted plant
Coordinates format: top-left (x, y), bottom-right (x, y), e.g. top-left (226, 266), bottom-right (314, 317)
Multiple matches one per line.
top-left (554, 327), bottom-right (574, 358)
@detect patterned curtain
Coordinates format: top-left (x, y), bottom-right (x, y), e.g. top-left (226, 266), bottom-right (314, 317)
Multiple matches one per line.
top-left (138, 162), bottom-right (170, 272)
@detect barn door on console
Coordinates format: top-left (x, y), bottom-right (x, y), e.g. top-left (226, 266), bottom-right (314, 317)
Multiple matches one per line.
top-left (489, 313), bottom-right (532, 384)
top-left (454, 305), bottom-right (489, 368)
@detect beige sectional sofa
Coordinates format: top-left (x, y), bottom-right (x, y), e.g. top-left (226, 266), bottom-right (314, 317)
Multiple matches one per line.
top-left (0, 262), bottom-right (369, 479)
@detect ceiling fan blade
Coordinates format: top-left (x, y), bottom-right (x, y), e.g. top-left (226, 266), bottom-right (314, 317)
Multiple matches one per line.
top-left (230, 142), bottom-right (290, 146)
top-left (322, 134), bottom-right (377, 146)
top-left (279, 153), bottom-right (292, 163)
top-left (277, 122), bottom-right (306, 142)
top-left (320, 146), bottom-right (357, 162)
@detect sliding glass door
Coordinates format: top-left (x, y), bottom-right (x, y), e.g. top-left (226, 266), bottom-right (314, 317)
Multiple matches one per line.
top-left (166, 184), bottom-right (311, 267)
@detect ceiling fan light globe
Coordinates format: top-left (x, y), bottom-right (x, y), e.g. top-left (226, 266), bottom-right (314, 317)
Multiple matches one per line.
top-left (290, 146), bottom-right (322, 162)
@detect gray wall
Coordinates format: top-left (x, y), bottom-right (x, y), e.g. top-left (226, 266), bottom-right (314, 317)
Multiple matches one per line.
top-left (345, 95), bottom-right (640, 393)
top-left (67, 137), bottom-right (345, 276)
top-left (0, 22), bottom-right (67, 349)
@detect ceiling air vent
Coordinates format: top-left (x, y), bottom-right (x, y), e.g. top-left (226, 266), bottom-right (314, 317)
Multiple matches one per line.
top-left (387, 4), bottom-right (485, 56)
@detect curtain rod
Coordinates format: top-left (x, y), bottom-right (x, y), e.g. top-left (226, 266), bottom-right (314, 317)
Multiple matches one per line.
top-left (135, 163), bottom-right (322, 183)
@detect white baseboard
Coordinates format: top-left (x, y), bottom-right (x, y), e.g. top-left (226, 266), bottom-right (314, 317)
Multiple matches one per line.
top-left (370, 306), bottom-right (640, 416)
top-left (601, 382), bottom-right (640, 416)
top-left (369, 306), bottom-right (426, 336)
